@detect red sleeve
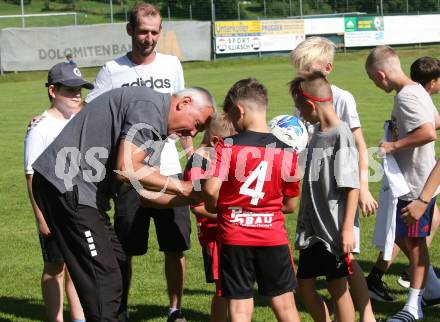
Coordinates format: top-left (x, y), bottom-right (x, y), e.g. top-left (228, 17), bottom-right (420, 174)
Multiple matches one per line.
top-left (282, 150), bottom-right (301, 198)
top-left (212, 138), bottom-right (231, 180)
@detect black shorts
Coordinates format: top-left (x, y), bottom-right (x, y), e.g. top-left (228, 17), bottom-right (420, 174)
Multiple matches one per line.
top-left (296, 242), bottom-right (352, 281)
top-left (219, 244), bottom-right (297, 299)
top-left (39, 234), bottom-right (64, 263)
top-left (114, 183), bottom-right (191, 255)
top-left (202, 241), bottom-right (220, 283)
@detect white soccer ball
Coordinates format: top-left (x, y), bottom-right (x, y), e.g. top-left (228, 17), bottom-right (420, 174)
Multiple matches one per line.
top-left (269, 115), bottom-right (308, 153)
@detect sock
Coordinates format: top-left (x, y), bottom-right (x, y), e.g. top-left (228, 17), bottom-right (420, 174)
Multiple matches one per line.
top-left (403, 287), bottom-right (424, 319)
top-left (368, 266), bottom-right (385, 280)
top-left (72, 320), bottom-right (86, 322)
top-left (168, 307), bottom-right (179, 317)
top-left (424, 265), bottom-right (440, 299)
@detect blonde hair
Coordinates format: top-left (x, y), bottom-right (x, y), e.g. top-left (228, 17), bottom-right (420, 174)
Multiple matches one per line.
top-left (208, 113), bottom-right (236, 138)
top-left (290, 36), bottom-right (336, 74)
top-left (365, 45), bottom-right (401, 73)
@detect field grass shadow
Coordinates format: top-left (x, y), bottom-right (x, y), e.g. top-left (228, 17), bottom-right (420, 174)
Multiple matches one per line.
top-left (0, 296), bottom-right (45, 321)
top-left (129, 303), bottom-right (210, 322)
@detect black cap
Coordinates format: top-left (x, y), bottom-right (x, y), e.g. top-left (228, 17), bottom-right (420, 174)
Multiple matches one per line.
top-left (46, 62), bottom-right (94, 90)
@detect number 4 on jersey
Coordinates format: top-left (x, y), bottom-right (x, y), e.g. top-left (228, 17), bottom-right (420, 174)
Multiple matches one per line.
top-left (239, 161), bottom-right (268, 205)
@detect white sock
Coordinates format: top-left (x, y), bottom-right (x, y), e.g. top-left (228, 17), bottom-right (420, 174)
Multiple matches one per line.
top-left (403, 287), bottom-right (424, 319)
top-left (424, 265), bottom-right (440, 299)
top-left (168, 307), bottom-right (179, 316)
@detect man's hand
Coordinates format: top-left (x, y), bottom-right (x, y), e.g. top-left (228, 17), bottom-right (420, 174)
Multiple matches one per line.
top-left (187, 188), bottom-right (204, 204)
top-left (341, 229), bottom-right (356, 254)
top-left (379, 140), bottom-right (396, 154)
top-left (401, 199), bottom-right (428, 225)
top-left (358, 188), bottom-right (378, 216)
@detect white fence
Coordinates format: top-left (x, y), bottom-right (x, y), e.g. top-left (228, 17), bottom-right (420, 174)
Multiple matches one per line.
top-left (0, 13), bottom-right (439, 72)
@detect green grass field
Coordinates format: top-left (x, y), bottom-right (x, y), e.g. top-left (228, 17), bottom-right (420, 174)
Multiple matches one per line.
top-left (1, 47), bottom-right (440, 321)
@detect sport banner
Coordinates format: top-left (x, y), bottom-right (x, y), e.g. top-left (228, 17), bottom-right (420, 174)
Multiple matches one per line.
top-left (344, 16), bottom-right (385, 47)
top-left (214, 19), bottom-right (305, 54)
top-left (0, 21), bottom-right (211, 71)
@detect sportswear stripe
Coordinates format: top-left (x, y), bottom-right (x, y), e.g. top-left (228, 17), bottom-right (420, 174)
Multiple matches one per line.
top-left (387, 310), bottom-right (416, 322)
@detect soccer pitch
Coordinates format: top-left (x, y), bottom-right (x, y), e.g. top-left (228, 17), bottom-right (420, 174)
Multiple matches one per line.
top-left (1, 46), bottom-right (440, 321)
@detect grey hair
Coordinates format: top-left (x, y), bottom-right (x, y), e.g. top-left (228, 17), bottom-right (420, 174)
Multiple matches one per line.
top-left (174, 87), bottom-right (216, 112)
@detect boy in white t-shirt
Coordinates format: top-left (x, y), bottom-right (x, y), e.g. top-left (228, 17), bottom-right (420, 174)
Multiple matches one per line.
top-left (291, 36), bottom-right (376, 322)
top-left (24, 62), bottom-right (93, 322)
top-left (366, 46), bottom-right (438, 322)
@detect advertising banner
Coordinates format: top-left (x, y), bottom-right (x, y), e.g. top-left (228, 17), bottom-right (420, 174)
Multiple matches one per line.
top-left (0, 21), bottom-right (210, 72)
top-left (344, 16), bottom-right (385, 47)
top-left (215, 19), bottom-right (305, 54)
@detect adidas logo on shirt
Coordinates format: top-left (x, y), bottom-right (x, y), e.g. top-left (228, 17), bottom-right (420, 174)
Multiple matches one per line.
top-left (121, 77), bottom-right (171, 89)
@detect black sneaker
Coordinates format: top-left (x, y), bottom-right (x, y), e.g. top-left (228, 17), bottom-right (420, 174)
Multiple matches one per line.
top-left (397, 269), bottom-right (410, 289)
top-left (167, 310), bottom-right (187, 322)
top-left (367, 275), bottom-right (396, 302)
top-left (422, 295), bottom-right (440, 308)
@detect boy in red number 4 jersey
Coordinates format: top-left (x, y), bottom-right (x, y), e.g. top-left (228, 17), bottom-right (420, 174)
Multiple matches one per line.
top-left (204, 78), bottom-right (301, 322)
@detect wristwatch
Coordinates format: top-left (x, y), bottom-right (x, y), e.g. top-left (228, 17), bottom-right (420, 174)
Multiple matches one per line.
top-left (417, 196), bottom-right (430, 204)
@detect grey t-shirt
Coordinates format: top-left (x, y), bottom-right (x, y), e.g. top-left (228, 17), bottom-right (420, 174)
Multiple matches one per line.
top-left (390, 84), bottom-right (438, 201)
top-left (295, 122), bottom-right (360, 256)
top-left (33, 87), bottom-right (170, 211)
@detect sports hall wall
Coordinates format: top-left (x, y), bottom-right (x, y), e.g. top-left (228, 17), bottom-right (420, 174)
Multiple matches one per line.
top-left (0, 14), bottom-right (439, 72)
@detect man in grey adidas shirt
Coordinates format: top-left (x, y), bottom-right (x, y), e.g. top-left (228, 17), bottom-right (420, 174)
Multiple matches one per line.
top-left (32, 86), bottom-right (214, 322)
top-left (86, 5), bottom-right (191, 319)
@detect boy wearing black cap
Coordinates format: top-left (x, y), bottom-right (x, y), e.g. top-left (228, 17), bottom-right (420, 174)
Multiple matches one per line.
top-left (24, 61), bottom-right (93, 322)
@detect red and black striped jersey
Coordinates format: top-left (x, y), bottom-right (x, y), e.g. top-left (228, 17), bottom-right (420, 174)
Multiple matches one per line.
top-left (184, 151), bottom-right (218, 246)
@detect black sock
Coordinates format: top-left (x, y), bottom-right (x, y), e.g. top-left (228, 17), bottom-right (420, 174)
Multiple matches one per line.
top-left (368, 266), bottom-right (385, 280)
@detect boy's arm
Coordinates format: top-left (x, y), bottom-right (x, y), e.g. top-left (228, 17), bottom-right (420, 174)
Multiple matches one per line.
top-left (203, 177), bottom-right (222, 214)
top-left (281, 196), bottom-right (299, 214)
top-left (341, 187), bottom-right (359, 254)
top-left (380, 122), bottom-right (436, 154)
top-left (352, 127), bottom-right (378, 216)
top-left (25, 174), bottom-right (51, 236)
top-left (191, 205), bottom-right (217, 220)
top-left (401, 159), bottom-right (440, 224)
top-left (435, 114), bottom-right (440, 130)
top-left (179, 136), bottom-right (194, 159)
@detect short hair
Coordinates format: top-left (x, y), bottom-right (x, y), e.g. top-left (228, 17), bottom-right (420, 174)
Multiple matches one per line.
top-left (174, 87), bottom-right (216, 113)
top-left (223, 78), bottom-right (268, 113)
top-left (289, 71), bottom-right (332, 104)
top-left (410, 57), bottom-right (440, 87)
top-left (365, 45), bottom-right (400, 71)
top-left (129, 3), bottom-right (162, 29)
top-left (290, 36), bottom-right (336, 73)
top-left (47, 83), bottom-right (61, 102)
top-left (208, 113), bottom-right (236, 138)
